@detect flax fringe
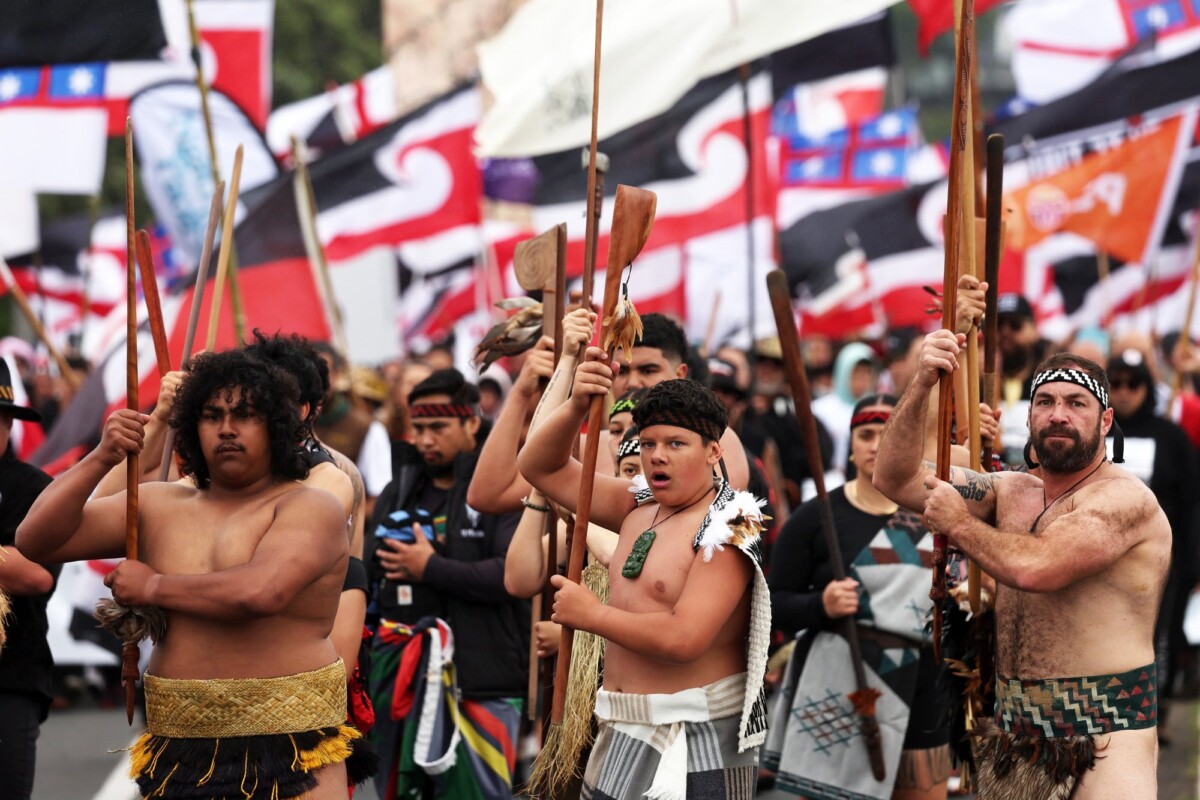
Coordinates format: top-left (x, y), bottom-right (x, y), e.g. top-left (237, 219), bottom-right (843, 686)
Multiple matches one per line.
top-left (526, 561), bottom-right (609, 799)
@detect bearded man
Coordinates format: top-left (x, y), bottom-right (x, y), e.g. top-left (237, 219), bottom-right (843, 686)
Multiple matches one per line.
top-left (873, 331), bottom-right (1170, 800)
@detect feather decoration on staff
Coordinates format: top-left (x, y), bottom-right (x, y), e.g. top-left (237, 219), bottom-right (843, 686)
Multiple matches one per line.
top-left (472, 296), bottom-right (544, 371)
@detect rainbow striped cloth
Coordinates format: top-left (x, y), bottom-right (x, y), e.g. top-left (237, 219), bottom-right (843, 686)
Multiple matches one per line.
top-left (367, 617), bottom-right (521, 800)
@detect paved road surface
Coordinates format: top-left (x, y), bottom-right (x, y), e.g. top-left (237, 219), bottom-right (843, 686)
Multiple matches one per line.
top-left (32, 700), bottom-right (1200, 799)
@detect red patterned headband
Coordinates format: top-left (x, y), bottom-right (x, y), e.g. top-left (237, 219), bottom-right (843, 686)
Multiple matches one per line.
top-left (850, 409), bottom-right (890, 430)
top-left (409, 403), bottom-right (476, 419)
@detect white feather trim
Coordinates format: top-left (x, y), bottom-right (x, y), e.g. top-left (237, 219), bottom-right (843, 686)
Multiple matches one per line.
top-left (628, 474), bottom-right (649, 494)
top-left (697, 491), bottom-right (768, 562)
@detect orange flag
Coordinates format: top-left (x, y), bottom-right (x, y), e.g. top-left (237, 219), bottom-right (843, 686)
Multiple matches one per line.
top-left (1005, 110), bottom-right (1196, 265)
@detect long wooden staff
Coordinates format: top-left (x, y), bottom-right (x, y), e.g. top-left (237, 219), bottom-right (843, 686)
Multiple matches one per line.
top-left (186, 0), bottom-right (245, 341)
top-left (123, 119), bottom-right (141, 725)
top-left (158, 182), bottom-right (223, 482)
top-left (205, 145), bottom-right (244, 351)
top-left (972, 134), bottom-right (1006, 616)
top-left (981, 135), bottom-right (1004, 469)
top-left (552, 185), bottom-right (656, 726)
top-left (931, 0), bottom-right (975, 660)
top-left (134, 231), bottom-right (171, 377)
top-left (581, 0), bottom-right (606, 300)
top-left (540, 224), bottom-right (568, 726)
top-left (512, 224), bottom-right (567, 723)
top-left (766, 269), bottom-right (887, 781)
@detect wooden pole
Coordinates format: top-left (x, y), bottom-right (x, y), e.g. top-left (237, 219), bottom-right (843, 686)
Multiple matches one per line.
top-left (766, 269), bottom-right (886, 781)
top-left (534, 224), bottom-right (567, 727)
top-left (185, 0), bottom-right (245, 340)
top-left (932, 0), bottom-right (976, 660)
top-left (205, 146), bottom-right (244, 351)
top-left (123, 118), bottom-right (141, 725)
top-left (981, 135), bottom-right (1004, 468)
top-left (292, 137), bottom-right (351, 358)
top-left (581, 0), bottom-right (606, 305)
top-left (158, 182), bottom-right (223, 483)
top-left (552, 185), bottom-right (656, 725)
top-left (134, 231), bottom-right (171, 377)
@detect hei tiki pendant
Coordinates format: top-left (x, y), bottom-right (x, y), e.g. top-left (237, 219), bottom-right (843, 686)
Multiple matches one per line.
top-left (621, 529), bottom-right (657, 578)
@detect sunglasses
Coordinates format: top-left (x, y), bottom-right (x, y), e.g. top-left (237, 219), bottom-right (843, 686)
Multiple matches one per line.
top-left (1109, 377), bottom-right (1144, 390)
top-left (998, 316), bottom-right (1028, 331)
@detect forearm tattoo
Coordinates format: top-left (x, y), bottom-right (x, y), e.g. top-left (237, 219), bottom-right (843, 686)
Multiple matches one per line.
top-left (922, 460), bottom-right (995, 503)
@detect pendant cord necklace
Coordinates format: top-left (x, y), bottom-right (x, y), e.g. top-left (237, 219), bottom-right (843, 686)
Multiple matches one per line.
top-left (621, 484), bottom-right (715, 578)
top-left (1029, 459), bottom-right (1106, 532)
top-left (647, 485), bottom-right (714, 530)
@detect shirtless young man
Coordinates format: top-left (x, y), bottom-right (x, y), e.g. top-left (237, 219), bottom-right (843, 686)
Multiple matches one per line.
top-left (873, 331), bottom-right (1171, 800)
top-left (17, 349), bottom-right (352, 800)
top-left (519, 349), bottom-right (770, 799)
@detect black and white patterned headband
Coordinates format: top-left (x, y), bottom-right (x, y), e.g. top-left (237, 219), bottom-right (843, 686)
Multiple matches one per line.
top-left (616, 436), bottom-right (641, 461)
top-left (1031, 368), bottom-right (1108, 409)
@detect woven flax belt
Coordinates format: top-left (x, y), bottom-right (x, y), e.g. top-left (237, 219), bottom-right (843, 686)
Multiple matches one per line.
top-left (145, 659), bottom-right (347, 738)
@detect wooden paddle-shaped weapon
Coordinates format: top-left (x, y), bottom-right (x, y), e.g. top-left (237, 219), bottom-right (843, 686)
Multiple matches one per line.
top-left (513, 223), bottom-right (567, 724)
top-left (123, 119), bottom-right (141, 724)
top-left (134, 231), bottom-right (171, 377)
top-left (766, 269), bottom-right (887, 781)
top-left (552, 185), bottom-right (655, 725)
top-left (158, 182), bottom-right (222, 482)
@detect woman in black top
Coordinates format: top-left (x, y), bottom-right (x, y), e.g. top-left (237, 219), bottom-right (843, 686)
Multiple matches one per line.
top-left (764, 394), bottom-right (951, 800)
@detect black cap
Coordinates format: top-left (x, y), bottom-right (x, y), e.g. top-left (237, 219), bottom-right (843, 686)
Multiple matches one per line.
top-left (1106, 348), bottom-right (1153, 387)
top-left (707, 358), bottom-right (745, 399)
top-left (0, 360), bottom-right (41, 423)
top-left (997, 293), bottom-right (1034, 321)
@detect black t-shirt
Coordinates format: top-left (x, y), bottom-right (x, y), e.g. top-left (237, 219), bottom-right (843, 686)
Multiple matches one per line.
top-left (0, 447), bottom-right (55, 714)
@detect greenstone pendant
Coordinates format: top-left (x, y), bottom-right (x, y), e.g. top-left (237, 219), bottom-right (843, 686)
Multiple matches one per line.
top-left (621, 529), bottom-right (657, 578)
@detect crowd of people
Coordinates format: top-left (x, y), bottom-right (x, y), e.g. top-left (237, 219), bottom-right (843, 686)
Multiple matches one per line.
top-left (0, 280), bottom-right (1197, 799)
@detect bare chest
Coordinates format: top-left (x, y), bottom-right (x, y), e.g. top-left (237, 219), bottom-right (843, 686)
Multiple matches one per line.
top-left (608, 506), bottom-right (704, 610)
top-left (139, 489), bottom-right (285, 575)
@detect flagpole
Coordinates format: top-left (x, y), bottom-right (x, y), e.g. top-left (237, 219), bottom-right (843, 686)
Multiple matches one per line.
top-left (739, 63), bottom-right (759, 373)
top-left (581, 0), bottom-right (606, 306)
top-left (291, 137), bottom-right (351, 358)
top-left (186, 0), bottom-right (246, 342)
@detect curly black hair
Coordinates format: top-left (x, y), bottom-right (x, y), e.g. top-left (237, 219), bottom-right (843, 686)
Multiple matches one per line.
top-left (632, 378), bottom-right (728, 443)
top-left (172, 349), bottom-right (309, 489)
top-left (243, 329), bottom-right (330, 435)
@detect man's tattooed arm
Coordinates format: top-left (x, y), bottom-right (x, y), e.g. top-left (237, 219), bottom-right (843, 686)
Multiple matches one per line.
top-left (921, 460), bottom-right (998, 520)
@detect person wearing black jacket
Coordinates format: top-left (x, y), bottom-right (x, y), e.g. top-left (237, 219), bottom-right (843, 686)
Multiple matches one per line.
top-left (0, 360), bottom-right (55, 800)
top-left (365, 368), bottom-right (526, 798)
top-left (1107, 349), bottom-right (1200, 743)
